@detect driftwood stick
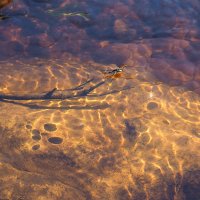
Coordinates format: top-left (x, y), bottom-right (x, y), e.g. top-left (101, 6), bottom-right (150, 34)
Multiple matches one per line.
top-left (0, 75), bottom-right (134, 112)
top-left (0, 77), bottom-right (135, 110)
top-left (0, 78), bottom-right (105, 101)
top-left (68, 78), bottom-right (94, 91)
top-left (43, 88), bottom-right (57, 98)
top-left (76, 81), bottom-right (106, 96)
top-left (0, 90), bottom-right (77, 100)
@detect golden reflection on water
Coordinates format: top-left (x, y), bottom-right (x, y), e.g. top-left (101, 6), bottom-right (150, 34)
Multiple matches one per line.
top-left (0, 56), bottom-right (200, 200)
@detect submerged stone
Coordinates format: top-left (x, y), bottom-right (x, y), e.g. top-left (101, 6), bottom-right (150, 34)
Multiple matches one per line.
top-left (44, 123), bottom-right (57, 132)
top-left (32, 135), bottom-right (41, 141)
top-left (25, 124), bottom-right (32, 129)
top-left (32, 144), bottom-right (40, 150)
top-left (147, 102), bottom-right (158, 110)
top-left (48, 137), bottom-right (63, 144)
top-left (32, 129), bottom-right (40, 135)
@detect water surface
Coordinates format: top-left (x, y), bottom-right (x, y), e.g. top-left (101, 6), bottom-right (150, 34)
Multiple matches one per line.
top-left (0, 0), bottom-right (200, 199)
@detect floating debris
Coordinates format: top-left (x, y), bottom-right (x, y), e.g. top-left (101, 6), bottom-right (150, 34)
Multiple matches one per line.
top-left (46, 10), bottom-right (90, 21)
top-left (0, 14), bottom-right (9, 20)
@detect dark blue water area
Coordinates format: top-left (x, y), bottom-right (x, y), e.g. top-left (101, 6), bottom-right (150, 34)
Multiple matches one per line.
top-left (1, 1), bottom-right (199, 53)
top-left (1, 1), bottom-right (200, 48)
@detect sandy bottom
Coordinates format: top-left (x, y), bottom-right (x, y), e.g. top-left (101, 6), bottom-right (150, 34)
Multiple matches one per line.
top-left (0, 56), bottom-right (199, 200)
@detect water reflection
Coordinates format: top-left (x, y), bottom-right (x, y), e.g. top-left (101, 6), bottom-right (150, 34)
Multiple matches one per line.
top-left (0, 0), bottom-right (200, 199)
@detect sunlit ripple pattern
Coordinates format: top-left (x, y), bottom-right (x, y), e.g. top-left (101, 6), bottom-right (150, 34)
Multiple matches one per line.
top-left (0, 55), bottom-right (199, 200)
top-left (0, 0), bottom-right (200, 199)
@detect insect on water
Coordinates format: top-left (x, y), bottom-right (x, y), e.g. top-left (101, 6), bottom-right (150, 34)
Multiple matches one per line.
top-left (103, 64), bottom-right (127, 78)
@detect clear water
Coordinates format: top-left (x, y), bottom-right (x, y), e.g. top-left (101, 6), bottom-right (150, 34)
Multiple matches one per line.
top-left (0, 0), bottom-right (200, 199)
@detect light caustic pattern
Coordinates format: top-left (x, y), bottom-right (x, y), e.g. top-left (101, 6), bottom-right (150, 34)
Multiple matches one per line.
top-left (0, 57), bottom-right (199, 200)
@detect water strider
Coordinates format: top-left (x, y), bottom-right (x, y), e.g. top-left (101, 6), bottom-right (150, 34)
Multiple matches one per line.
top-left (103, 64), bottom-right (127, 78)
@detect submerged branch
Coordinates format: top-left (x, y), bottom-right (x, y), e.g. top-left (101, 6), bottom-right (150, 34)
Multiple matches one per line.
top-left (0, 77), bottom-right (133, 110)
top-left (0, 78), bottom-right (101, 101)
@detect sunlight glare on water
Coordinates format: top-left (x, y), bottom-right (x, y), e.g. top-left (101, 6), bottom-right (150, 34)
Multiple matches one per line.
top-left (0, 0), bottom-right (200, 200)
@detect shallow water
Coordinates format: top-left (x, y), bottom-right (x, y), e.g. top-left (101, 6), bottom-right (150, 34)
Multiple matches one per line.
top-left (0, 0), bottom-right (200, 200)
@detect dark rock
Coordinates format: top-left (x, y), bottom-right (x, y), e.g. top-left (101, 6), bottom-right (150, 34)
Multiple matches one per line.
top-left (44, 123), bottom-right (57, 132)
top-left (147, 102), bottom-right (158, 110)
top-left (32, 144), bottom-right (40, 150)
top-left (48, 137), bottom-right (63, 144)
